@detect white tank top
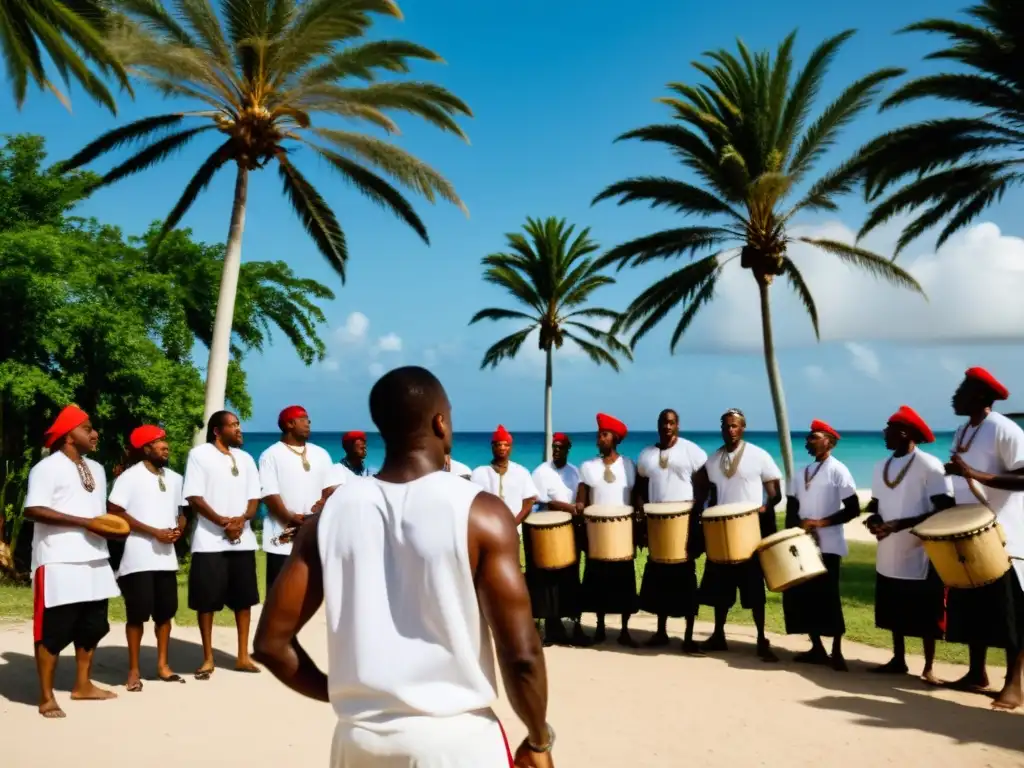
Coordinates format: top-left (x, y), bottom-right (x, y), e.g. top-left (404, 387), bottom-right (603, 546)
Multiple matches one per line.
top-left (317, 471), bottom-right (499, 730)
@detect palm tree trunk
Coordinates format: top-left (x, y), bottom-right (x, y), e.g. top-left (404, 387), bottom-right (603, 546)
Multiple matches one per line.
top-left (757, 278), bottom-right (794, 484)
top-left (196, 164), bottom-right (249, 445)
top-left (544, 346), bottom-right (554, 463)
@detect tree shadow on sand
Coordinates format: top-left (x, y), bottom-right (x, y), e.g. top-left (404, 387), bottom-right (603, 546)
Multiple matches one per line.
top-left (0, 637), bottom-right (236, 708)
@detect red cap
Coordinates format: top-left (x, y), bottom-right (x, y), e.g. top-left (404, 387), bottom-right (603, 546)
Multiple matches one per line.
top-left (810, 419), bottom-right (840, 441)
top-left (43, 405), bottom-right (89, 449)
top-left (888, 405), bottom-right (935, 444)
top-left (278, 405), bottom-right (308, 430)
top-left (492, 425), bottom-right (513, 443)
top-left (965, 367), bottom-right (1009, 400)
top-left (596, 413), bottom-right (627, 441)
top-left (552, 432), bottom-right (571, 444)
top-left (342, 430), bottom-right (366, 446)
top-left (129, 425), bottom-right (166, 450)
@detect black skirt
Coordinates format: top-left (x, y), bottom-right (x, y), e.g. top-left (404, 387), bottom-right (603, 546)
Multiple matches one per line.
top-left (638, 560), bottom-right (698, 618)
top-left (945, 569), bottom-right (1024, 649)
top-left (782, 553), bottom-right (845, 637)
top-left (699, 558), bottom-right (766, 609)
top-left (523, 526), bottom-right (581, 620)
top-left (874, 569), bottom-right (945, 639)
top-left (580, 559), bottom-right (639, 616)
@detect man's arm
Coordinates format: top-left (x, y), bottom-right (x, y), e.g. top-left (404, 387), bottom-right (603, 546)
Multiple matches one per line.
top-left (187, 496), bottom-right (229, 528)
top-left (784, 496), bottom-right (800, 529)
top-left (24, 506), bottom-right (92, 529)
top-left (108, 501), bottom-right (176, 542)
top-left (469, 491), bottom-right (549, 749)
top-left (634, 476), bottom-right (650, 508)
top-left (252, 519), bottom-right (328, 701)
top-left (263, 495), bottom-right (301, 526)
top-left (813, 494), bottom-right (861, 529)
top-left (516, 497), bottom-right (537, 526)
top-left (947, 454), bottom-right (1024, 491)
top-left (760, 479), bottom-right (782, 536)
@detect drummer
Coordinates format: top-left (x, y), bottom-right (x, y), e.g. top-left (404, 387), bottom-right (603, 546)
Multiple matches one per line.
top-left (577, 413), bottom-right (640, 647)
top-left (692, 408), bottom-right (782, 662)
top-left (636, 409), bottom-right (707, 653)
top-left (469, 425), bottom-right (538, 526)
top-left (783, 420), bottom-right (860, 670)
top-left (865, 405), bottom-right (953, 682)
top-left (530, 432), bottom-right (589, 646)
top-left (942, 367), bottom-right (1024, 709)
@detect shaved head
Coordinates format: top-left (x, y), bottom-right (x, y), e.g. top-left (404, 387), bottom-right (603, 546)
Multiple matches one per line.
top-left (369, 366), bottom-right (451, 451)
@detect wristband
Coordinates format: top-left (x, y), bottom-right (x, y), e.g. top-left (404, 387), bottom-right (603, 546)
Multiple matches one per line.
top-left (527, 724), bottom-right (555, 753)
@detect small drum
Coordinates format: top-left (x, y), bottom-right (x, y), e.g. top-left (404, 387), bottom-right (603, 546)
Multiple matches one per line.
top-left (524, 511), bottom-right (577, 570)
top-left (584, 505), bottom-right (635, 561)
top-left (92, 513), bottom-right (130, 536)
top-left (644, 501), bottom-right (693, 564)
top-left (756, 528), bottom-right (827, 592)
top-left (702, 502), bottom-right (761, 564)
top-left (912, 504), bottom-right (1011, 589)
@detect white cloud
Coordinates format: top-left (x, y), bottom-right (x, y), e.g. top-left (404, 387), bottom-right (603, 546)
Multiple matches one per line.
top-left (376, 333), bottom-right (403, 353)
top-left (804, 364), bottom-right (826, 384)
top-left (368, 362), bottom-right (385, 378)
top-left (845, 342), bottom-right (881, 379)
top-left (335, 311), bottom-right (370, 343)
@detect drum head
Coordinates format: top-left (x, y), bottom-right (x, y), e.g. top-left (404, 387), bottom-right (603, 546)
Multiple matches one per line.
top-left (525, 510), bottom-right (573, 526)
top-left (584, 504), bottom-right (633, 519)
top-left (913, 504), bottom-right (995, 537)
top-left (643, 501), bottom-right (693, 516)
top-left (703, 502), bottom-right (758, 520)
top-left (756, 527), bottom-right (806, 550)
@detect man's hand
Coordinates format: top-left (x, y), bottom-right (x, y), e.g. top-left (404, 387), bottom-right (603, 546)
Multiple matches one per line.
top-left (224, 517), bottom-right (245, 540)
top-left (292, 513), bottom-right (307, 527)
top-left (155, 528), bottom-right (179, 544)
top-left (514, 741), bottom-right (554, 768)
top-left (945, 454), bottom-right (974, 479)
top-left (310, 499), bottom-right (325, 515)
top-left (799, 519), bottom-right (822, 531)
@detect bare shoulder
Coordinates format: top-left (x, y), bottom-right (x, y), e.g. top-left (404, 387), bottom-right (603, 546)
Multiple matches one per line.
top-left (469, 490), bottom-right (518, 547)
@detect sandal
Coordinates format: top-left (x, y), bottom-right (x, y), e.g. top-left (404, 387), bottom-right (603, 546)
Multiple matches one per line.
top-left (126, 680), bottom-right (143, 693)
top-left (194, 668), bottom-right (214, 681)
top-left (159, 674), bottom-right (186, 684)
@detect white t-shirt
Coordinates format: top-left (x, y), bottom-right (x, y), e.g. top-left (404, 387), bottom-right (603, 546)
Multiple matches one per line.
top-left (470, 462), bottom-right (539, 519)
top-left (871, 449), bottom-right (952, 580)
top-left (705, 442), bottom-right (782, 506)
top-left (531, 461), bottom-right (580, 505)
top-left (950, 412), bottom-right (1024, 587)
top-left (108, 463), bottom-right (184, 577)
top-left (447, 458), bottom-right (472, 479)
top-left (325, 462), bottom-right (357, 490)
top-left (788, 456), bottom-right (857, 557)
top-left (579, 456), bottom-right (636, 506)
top-left (182, 443), bottom-right (261, 553)
top-left (637, 439), bottom-right (708, 503)
top-left (259, 441), bottom-right (334, 556)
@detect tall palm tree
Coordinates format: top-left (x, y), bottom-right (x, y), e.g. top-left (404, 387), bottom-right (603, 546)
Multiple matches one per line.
top-left (857, 0), bottom-right (1023, 254)
top-left (593, 31), bottom-right (924, 481)
top-left (0, 0), bottom-right (130, 111)
top-left (469, 217), bottom-right (631, 462)
top-left (59, 0), bottom-right (470, 440)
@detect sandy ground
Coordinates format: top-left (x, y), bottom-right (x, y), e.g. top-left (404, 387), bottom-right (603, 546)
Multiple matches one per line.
top-left (2, 607), bottom-right (1022, 767)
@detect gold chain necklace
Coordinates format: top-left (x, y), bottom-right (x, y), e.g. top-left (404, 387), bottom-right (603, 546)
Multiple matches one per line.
top-left (955, 421), bottom-right (983, 454)
top-left (883, 453), bottom-right (916, 489)
top-left (804, 459), bottom-right (826, 491)
top-left (719, 442), bottom-right (746, 480)
top-left (284, 442), bottom-right (311, 472)
top-left (602, 456), bottom-right (617, 483)
top-left (74, 459), bottom-right (96, 493)
top-left (217, 446), bottom-right (239, 477)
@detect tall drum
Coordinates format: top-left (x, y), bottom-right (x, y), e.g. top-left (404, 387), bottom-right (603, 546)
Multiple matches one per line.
top-left (524, 510), bottom-right (577, 570)
top-left (912, 504), bottom-right (1011, 589)
top-left (644, 501), bottom-right (693, 564)
top-left (584, 505), bottom-right (635, 562)
top-left (702, 502), bottom-right (761, 564)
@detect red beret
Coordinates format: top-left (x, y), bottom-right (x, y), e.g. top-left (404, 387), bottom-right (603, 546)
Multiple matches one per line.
top-left (43, 405), bottom-right (89, 449)
top-left (810, 419), bottom-right (840, 440)
top-left (597, 413), bottom-right (628, 441)
top-left (965, 367), bottom-right (1009, 400)
top-left (552, 432), bottom-right (571, 444)
top-left (888, 405), bottom-right (935, 444)
top-left (492, 425), bottom-right (512, 443)
top-left (278, 405), bottom-right (308, 429)
top-left (129, 425), bottom-right (166, 450)
top-left (342, 430), bottom-right (366, 446)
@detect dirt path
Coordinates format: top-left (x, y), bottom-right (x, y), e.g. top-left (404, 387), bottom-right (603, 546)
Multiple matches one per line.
top-left (1, 610), bottom-right (1020, 767)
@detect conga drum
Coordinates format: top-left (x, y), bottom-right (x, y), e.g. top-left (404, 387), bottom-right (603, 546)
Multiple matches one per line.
top-left (584, 505), bottom-right (635, 561)
top-left (644, 502), bottom-right (693, 564)
top-left (912, 504), bottom-right (1011, 589)
top-left (702, 502), bottom-right (761, 564)
top-left (756, 528), bottom-right (827, 592)
top-left (524, 511), bottom-right (577, 570)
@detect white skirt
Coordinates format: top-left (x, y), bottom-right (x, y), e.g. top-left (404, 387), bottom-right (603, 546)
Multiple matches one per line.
top-left (330, 710), bottom-right (512, 768)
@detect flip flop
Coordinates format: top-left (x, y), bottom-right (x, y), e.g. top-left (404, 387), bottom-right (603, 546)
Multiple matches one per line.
top-left (194, 668), bottom-right (214, 681)
top-left (234, 665), bottom-right (261, 674)
top-left (126, 680), bottom-right (143, 693)
top-left (159, 674), bottom-right (186, 684)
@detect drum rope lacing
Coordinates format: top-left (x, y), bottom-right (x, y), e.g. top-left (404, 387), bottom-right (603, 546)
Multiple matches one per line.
top-left (883, 453), bottom-right (915, 489)
top-left (719, 442), bottom-right (746, 479)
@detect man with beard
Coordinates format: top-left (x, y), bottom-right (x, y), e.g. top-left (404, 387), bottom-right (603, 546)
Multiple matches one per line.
top-left (471, 425), bottom-right (538, 528)
top-left (320, 430), bottom-right (377, 502)
top-left (183, 411), bottom-right (262, 680)
top-left (259, 406), bottom-right (333, 591)
top-left (636, 409), bottom-right (707, 653)
top-left (692, 409), bottom-right (782, 662)
top-left (25, 405), bottom-right (122, 718)
top-left (942, 367), bottom-right (1024, 710)
top-left (108, 425), bottom-right (186, 691)
top-left (530, 432), bottom-right (589, 646)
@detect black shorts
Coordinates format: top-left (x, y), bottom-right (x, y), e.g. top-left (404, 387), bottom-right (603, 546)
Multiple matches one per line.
top-left (699, 558), bottom-right (766, 610)
top-left (118, 570), bottom-right (178, 625)
top-left (782, 553), bottom-right (845, 637)
top-left (265, 553), bottom-right (287, 593)
top-left (639, 560), bottom-right (698, 618)
top-left (33, 575), bottom-right (109, 655)
top-left (874, 569), bottom-right (946, 639)
top-left (946, 570), bottom-right (1024, 649)
top-left (188, 550), bottom-right (259, 613)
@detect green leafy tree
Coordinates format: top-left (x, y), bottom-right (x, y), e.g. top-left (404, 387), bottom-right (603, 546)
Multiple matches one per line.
top-left (469, 217), bottom-right (631, 461)
top-left (857, 0), bottom-right (1023, 253)
top-left (593, 31), bottom-right (924, 480)
top-left (59, 0), bottom-right (471, 439)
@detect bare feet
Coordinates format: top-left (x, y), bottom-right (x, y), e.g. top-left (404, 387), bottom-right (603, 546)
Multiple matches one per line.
top-left (991, 684), bottom-right (1023, 711)
top-left (757, 639), bottom-right (779, 663)
top-left (645, 633), bottom-right (670, 648)
top-left (235, 658), bottom-right (261, 673)
top-left (194, 664), bottom-right (215, 681)
top-left (831, 654), bottom-right (849, 672)
top-left (125, 672), bottom-right (143, 693)
top-left (681, 639), bottom-right (705, 656)
top-left (70, 683), bottom-right (117, 701)
top-left (921, 668), bottom-right (942, 686)
top-left (38, 699), bottom-right (66, 719)
top-left (944, 671), bottom-right (990, 693)
top-left (793, 648), bottom-right (830, 666)
top-left (869, 658), bottom-right (909, 675)
top-left (700, 634), bottom-right (728, 653)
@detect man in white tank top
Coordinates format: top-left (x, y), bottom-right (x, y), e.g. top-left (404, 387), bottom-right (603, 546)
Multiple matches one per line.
top-left (254, 366), bottom-right (555, 767)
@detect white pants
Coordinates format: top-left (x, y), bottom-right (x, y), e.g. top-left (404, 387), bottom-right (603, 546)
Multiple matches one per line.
top-left (330, 710), bottom-right (512, 767)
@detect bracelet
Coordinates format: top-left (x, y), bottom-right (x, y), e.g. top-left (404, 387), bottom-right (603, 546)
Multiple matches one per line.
top-left (527, 724), bottom-right (556, 753)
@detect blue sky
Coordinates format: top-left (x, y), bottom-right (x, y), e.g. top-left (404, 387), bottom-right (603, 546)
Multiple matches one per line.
top-left (6, 0), bottom-right (1024, 433)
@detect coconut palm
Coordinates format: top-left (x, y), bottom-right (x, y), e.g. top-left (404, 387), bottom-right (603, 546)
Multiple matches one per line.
top-left (58, 0), bottom-right (470, 438)
top-left (593, 31), bottom-right (924, 481)
top-left (857, 0), bottom-right (1024, 254)
top-left (0, 0), bottom-right (130, 111)
top-left (469, 217), bottom-right (631, 462)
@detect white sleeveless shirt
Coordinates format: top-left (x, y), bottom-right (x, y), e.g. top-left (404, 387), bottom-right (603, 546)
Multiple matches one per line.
top-left (317, 471), bottom-right (499, 731)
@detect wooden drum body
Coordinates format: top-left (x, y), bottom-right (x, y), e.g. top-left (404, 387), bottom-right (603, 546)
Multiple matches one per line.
top-left (702, 503), bottom-right (761, 564)
top-left (644, 502), bottom-right (693, 564)
top-left (912, 504), bottom-right (1011, 589)
top-left (584, 505), bottom-right (635, 562)
top-left (756, 528), bottom-right (826, 592)
top-left (524, 511), bottom-right (577, 570)
top-left (92, 513), bottom-right (130, 536)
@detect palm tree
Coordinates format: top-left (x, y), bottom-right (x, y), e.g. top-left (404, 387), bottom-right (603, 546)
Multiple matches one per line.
top-left (469, 217), bottom-right (631, 462)
top-left (0, 0), bottom-right (130, 111)
top-left (58, 0), bottom-right (470, 439)
top-left (857, 0), bottom-right (1023, 254)
top-left (592, 31), bottom-right (924, 481)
